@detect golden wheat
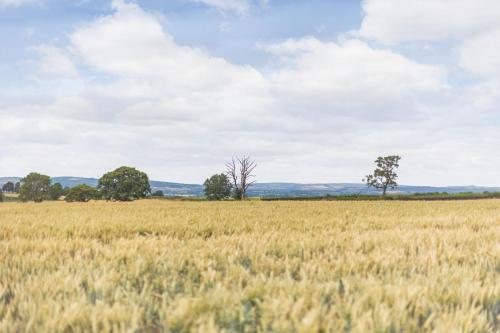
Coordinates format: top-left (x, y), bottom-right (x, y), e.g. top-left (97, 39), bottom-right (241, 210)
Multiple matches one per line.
top-left (0, 200), bottom-right (499, 332)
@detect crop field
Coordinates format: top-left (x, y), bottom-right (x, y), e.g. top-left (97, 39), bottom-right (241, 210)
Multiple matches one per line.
top-left (0, 200), bottom-right (499, 332)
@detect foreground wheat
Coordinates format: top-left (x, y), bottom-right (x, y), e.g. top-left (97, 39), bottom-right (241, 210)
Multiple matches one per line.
top-left (0, 200), bottom-right (499, 332)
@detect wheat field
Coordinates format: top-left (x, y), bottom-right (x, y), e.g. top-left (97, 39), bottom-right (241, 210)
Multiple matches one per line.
top-left (0, 200), bottom-right (499, 332)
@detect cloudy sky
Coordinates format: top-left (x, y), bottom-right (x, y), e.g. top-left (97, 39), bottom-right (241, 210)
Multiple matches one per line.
top-left (1, 0), bottom-right (499, 185)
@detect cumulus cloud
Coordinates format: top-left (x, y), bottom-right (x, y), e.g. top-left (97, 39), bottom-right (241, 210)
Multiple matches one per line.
top-left (3, 0), bottom-right (500, 185)
top-left (357, 0), bottom-right (500, 44)
top-left (459, 29), bottom-right (500, 78)
top-left (32, 45), bottom-right (78, 77)
top-left (267, 37), bottom-right (445, 122)
top-left (72, 1), bottom-right (267, 96)
top-left (356, 0), bottom-right (500, 129)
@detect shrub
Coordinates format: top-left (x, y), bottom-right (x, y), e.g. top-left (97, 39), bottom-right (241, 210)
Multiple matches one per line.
top-left (65, 185), bottom-right (97, 202)
top-left (152, 190), bottom-right (164, 197)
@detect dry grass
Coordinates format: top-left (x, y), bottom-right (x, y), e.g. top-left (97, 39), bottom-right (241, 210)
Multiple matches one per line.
top-left (0, 200), bottom-right (499, 332)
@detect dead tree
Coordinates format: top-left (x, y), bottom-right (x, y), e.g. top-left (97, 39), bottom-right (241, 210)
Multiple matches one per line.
top-left (226, 158), bottom-right (239, 196)
top-left (226, 156), bottom-right (257, 200)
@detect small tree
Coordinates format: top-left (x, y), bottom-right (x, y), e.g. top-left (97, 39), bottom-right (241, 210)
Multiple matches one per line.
top-left (226, 156), bottom-right (257, 200)
top-left (65, 185), bottom-right (97, 202)
top-left (49, 183), bottom-right (64, 200)
top-left (14, 182), bottom-right (20, 193)
top-left (0, 189), bottom-right (3, 202)
top-left (204, 173), bottom-right (232, 201)
top-left (363, 155), bottom-right (401, 196)
top-left (152, 190), bottom-right (164, 197)
top-left (19, 172), bottom-right (51, 202)
top-left (98, 166), bottom-right (151, 201)
top-left (2, 181), bottom-right (14, 193)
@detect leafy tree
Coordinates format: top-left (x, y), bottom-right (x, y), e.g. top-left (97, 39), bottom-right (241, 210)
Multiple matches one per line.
top-left (363, 155), bottom-right (401, 196)
top-left (152, 190), bottom-right (164, 197)
top-left (49, 183), bottom-right (64, 200)
top-left (98, 166), bottom-right (151, 201)
top-left (19, 173), bottom-right (51, 202)
top-left (65, 185), bottom-right (97, 202)
top-left (0, 189), bottom-right (3, 202)
top-left (14, 182), bottom-right (20, 193)
top-left (2, 181), bottom-right (14, 193)
top-left (204, 173), bottom-right (232, 200)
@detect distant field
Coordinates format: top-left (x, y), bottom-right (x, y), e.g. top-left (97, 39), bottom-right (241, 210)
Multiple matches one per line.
top-left (262, 192), bottom-right (500, 201)
top-left (0, 200), bottom-right (499, 332)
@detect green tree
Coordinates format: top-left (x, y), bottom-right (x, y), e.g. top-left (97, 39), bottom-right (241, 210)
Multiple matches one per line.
top-left (19, 173), bottom-right (51, 202)
top-left (0, 189), bottom-right (4, 202)
top-left (65, 185), bottom-right (97, 202)
top-left (363, 155), bottom-right (401, 196)
top-left (98, 166), bottom-right (151, 201)
top-left (2, 181), bottom-right (14, 193)
top-left (204, 173), bottom-right (232, 201)
top-left (14, 182), bottom-right (20, 193)
top-left (49, 182), bottom-right (64, 200)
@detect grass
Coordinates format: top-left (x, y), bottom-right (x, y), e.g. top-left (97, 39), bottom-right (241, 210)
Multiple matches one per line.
top-left (262, 192), bottom-right (500, 201)
top-left (0, 200), bottom-right (499, 332)
top-left (2, 193), bottom-right (19, 202)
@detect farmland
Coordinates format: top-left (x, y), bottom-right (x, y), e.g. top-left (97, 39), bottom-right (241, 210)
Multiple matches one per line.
top-left (0, 200), bottom-right (499, 332)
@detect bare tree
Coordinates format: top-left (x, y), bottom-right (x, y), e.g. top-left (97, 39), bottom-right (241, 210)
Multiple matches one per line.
top-left (226, 156), bottom-right (257, 200)
top-left (226, 158), bottom-right (238, 192)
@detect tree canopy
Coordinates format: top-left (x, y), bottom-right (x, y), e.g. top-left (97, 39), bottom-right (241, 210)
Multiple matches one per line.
top-left (19, 173), bottom-right (51, 202)
top-left (2, 181), bottom-right (14, 193)
top-left (98, 166), bottom-right (151, 201)
top-left (204, 173), bottom-right (232, 200)
top-left (65, 185), bottom-right (97, 202)
top-left (363, 155), bottom-right (401, 196)
top-left (49, 183), bottom-right (64, 200)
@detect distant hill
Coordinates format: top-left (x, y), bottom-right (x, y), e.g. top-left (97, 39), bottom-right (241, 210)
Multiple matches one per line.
top-left (2, 176), bottom-right (499, 198)
top-left (245, 183), bottom-right (500, 198)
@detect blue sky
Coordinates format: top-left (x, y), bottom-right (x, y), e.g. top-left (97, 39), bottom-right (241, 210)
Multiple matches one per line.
top-left (0, 1), bottom-right (361, 74)
top-left (1, 0), bottom-right (500, 186)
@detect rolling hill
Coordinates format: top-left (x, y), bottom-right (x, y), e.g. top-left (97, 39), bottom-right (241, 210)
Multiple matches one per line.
top-left (2, 177), bottom-right (499, 198)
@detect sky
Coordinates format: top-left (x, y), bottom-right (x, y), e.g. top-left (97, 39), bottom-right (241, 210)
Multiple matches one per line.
top-left (1, 0), bottom-right (500, 186)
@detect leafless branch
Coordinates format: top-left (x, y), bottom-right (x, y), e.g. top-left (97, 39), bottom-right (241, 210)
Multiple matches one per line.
top-left (225, 158), bottom-right (239, 190)
top-left (226, 156), bottom-right (257, 200)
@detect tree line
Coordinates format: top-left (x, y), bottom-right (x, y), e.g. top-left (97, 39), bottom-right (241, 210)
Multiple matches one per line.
top-left (0, 155), bottom-right (401, 202)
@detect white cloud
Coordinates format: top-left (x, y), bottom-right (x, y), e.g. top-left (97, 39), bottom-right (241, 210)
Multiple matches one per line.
top-left (459, 29), bottom-right (500, 78)
top-left (0, 0), bottom-right (39, 7)
top-left (358, 0), bottom-right (500, 44)
top-left (32, 45), bottom-right (78, 77)
top-left (267, 37), bottom-right (445, 121)
top-left (4, 0), bottom-right (500, 186)
top-left (72, 1), bottom-right (267, 96)
top-left (192, 0), bottom-right (250, 13)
